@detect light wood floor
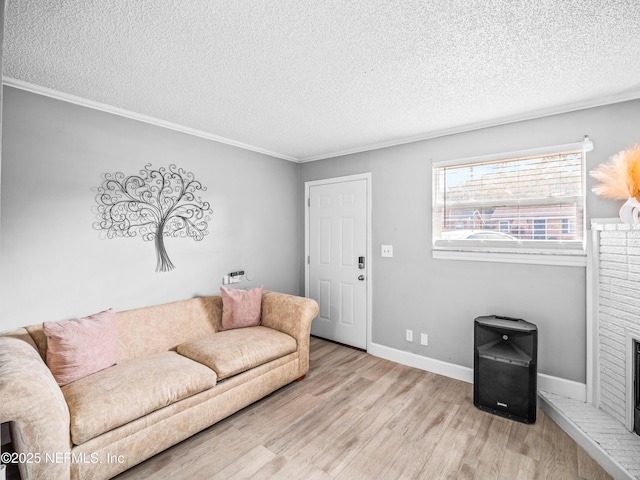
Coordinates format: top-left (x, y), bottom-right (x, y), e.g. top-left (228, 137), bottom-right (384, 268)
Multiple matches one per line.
top-left (115, 337), bottom-right (612, 480)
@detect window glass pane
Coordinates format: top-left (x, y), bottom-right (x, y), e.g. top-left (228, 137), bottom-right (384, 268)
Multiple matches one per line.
top-left (533, 219), bottom-right (547, 240)
top-left (433, 149), bottom-right (584, 252)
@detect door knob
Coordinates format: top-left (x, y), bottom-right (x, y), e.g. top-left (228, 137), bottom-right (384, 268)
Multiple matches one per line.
top-left (358, 275), bottom-right (365, 281)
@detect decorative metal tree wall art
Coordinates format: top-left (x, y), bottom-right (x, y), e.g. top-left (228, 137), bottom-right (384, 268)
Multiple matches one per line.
top-left (94, 164), bottom-right (212, 272)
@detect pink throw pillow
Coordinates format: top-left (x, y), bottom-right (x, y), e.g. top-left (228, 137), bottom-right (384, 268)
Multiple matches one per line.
top-left (43, 308), bottom-right (120, 386)
top-left (220, 286), bottom-right (264, 331)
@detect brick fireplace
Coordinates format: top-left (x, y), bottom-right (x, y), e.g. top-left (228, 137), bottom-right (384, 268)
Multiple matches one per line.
top-left (592, 220), bottom-right (640, 432)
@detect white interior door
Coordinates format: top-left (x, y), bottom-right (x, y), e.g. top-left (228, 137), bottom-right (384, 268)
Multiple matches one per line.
top-left (306, 176), bottom-right (369, 349)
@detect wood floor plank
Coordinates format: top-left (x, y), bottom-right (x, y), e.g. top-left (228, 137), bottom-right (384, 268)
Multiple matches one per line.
top-left (539, 412), bottom-right (580, 480)
top-left (474, 416), bottom-right (513, 474)
top-left (115, 422), bottom-right (260, 480)
top-left (332, 426), bottom-right (407, 480)
top-left (115, 338), bottom-right (613, 480)
top-left (354, 354), bottom-right (396, 382)
top-left (346, 362), bottom-right (423, 412)
top-left (250, 453), bottom-right (333, 480)
top-left (576, 446), bottom-right (612, 480)
top-left (417, 425), bottom-right (476, 479)
top-left (498, 449), bottom-right (538, 480)
top-left (506, 416), bottom-right (543, 461)
top-left (264, 400), bottom-right (364, 457)
top-left (229, 392), bottom-right (322, 440)
top-left (210, 445), bottom-right (276, 480)
top-left (310, 404), bottom-right (397, 477)
top-left (388, 396), bottom-right (460, 442)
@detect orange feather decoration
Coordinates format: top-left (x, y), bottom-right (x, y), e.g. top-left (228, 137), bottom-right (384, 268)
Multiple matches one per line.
top-left (590, 146), bottom-right (640, 200)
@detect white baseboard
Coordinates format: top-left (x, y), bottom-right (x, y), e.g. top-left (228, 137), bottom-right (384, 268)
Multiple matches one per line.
top-left (368, 342), bottom-right (586, 401)
top-left (538, 373), bottom-right (586, 402)
top-left (369, 342), bottom-right (474, 383)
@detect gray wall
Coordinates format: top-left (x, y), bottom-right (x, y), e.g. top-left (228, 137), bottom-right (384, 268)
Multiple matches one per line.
top-left (2, 83), bottom-right (638, 385)
top-left (300, 99), bottom-right (640, 383)
top-left (0, 86), bottom-right (301, 332)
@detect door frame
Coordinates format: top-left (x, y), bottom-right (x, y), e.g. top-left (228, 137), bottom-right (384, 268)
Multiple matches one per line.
top-left (304, 173), bottom-right (372, 352)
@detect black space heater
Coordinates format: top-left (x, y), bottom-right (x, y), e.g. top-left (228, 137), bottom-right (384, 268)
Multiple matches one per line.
top-left (474, 315), bottom-right (538, 424)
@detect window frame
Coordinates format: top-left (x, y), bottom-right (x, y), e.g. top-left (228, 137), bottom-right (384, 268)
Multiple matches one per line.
top-left (533, 219), bottom-right (548, 240)
top-left (431, 142), bottom-right (588, 267)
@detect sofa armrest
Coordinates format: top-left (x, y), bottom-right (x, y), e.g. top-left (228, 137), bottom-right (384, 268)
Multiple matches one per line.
top-left (261, 292), bottom-right (319, 377)
top-left (0, 330), bottom-right (71, 480)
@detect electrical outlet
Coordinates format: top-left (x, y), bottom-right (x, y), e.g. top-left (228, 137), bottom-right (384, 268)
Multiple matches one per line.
top-left (405, 329), bottom-right (413, 342)
top-left (421, 333), bottom-right (428, 346)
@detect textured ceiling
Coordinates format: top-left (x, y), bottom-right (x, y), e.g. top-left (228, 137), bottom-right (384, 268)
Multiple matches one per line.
top-left (4, 1), bottom-right (640, 162)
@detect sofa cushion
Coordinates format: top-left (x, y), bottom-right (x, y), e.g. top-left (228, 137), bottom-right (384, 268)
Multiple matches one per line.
top-left (43, 308), bottom-right (120, 386)
top-left (62, 351), bottom-right (216, 445)
top-left (220, 286), bottom-right (264, 330)
top-left (177, 326), bottom-right (297, 380)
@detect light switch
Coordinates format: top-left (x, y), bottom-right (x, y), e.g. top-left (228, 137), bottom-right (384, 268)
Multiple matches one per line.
top-left (381, 245), bottom-right (393, 258)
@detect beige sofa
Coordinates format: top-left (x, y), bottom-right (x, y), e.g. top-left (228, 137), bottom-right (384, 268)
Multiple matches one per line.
top-left (0, 291), bottom-right (319, 480)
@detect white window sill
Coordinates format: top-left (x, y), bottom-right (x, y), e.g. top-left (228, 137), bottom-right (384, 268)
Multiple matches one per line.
top-left (432, 249), bottom-right (587, 267)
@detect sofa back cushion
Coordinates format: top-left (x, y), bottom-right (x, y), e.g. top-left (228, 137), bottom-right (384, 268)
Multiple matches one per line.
top-left (115, 296), bottom-right (223, 361)
top-left (26, 296), bottom-right (224, 362)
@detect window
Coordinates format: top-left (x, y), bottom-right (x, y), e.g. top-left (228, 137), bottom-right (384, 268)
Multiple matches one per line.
top-left (533, 219), bottom-right (547, 240)
top-left (432, 143), bottom-right (586, 264)
top-left (498, 220), bottom-right (510, 233)
top-left (562, 218), bottom-right (576, 235)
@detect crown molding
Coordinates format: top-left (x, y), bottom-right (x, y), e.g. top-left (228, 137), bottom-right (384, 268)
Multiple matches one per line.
top-left (298, 88), bottom-right (640, 162)
top-left (2, 77), bottom-right (300, 163)
top-left (6, 77), bottom-right (640, 164)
